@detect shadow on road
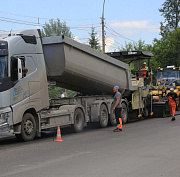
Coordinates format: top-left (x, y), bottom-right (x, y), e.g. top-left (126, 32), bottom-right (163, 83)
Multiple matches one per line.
top-left (0, 116), bottom-right (171, 147)
top-left (0, 125), bottom-right (100, 148)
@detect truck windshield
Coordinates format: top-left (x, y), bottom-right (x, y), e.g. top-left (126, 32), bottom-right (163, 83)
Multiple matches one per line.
top-left (157, 70), bottom-right (180, 85)
top-left (0, 56), bottom-right (8, 78)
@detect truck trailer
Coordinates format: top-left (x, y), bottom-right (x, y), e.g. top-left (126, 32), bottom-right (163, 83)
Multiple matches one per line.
top-left (0, 29), bottom-right (152, 141)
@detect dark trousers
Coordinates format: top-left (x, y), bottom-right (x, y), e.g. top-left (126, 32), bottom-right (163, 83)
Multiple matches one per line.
top-left (115, 108), bottom-right (122, 124)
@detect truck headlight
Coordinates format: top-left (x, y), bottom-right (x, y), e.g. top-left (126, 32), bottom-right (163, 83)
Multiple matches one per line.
top-left (0, 112), bottom-right (10, 124)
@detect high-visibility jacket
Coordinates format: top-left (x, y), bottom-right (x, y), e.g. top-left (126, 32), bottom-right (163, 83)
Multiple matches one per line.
top-left (169, 96), bottom-right (176, 114)
top-left (140, 66), bottom-right (148, 77)
top-left (168, 92), bottom-right (178, 105)
top-left (169, 96), bottom-right (176, 105)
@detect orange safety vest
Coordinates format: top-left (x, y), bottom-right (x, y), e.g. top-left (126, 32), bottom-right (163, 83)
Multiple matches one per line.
top-left (169, 96), bottom-right (176, 115)
top-left (169, 96), bottom-right (176, 105)
top-left (140, 66), bottom-right (147, 77)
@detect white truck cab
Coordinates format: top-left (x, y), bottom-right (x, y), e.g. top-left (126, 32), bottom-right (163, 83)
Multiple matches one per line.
top-left (0, 29), bottom-right (49, 140)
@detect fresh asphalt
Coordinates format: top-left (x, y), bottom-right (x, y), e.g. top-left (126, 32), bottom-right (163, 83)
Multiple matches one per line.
top-left (1, 116), bottom-right (180, 177)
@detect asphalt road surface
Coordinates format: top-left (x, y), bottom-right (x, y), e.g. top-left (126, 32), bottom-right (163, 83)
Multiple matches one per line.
top-left (1, 116), bottom-right (180, 177)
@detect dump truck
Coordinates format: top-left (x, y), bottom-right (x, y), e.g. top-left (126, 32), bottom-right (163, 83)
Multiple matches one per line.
top-left (0, 29), bottom-right (153, 141)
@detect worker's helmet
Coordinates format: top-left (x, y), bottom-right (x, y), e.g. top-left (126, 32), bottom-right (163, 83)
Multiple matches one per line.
top-left (170, 88), bottom-right (174, 91)
top-left (114, 86), bottom-right (119, 90)
top-left (143, 62), bottom-right (146, 65)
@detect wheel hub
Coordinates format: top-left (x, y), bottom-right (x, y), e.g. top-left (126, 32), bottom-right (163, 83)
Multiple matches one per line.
top-left (24, 120), bottom-right (34, 135)
top-left (101, 109), bottom-right (107, 122)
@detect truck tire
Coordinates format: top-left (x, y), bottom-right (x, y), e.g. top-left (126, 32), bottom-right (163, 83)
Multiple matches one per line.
top-left (121, 103), bottom-right (128, 124)
top-left (109, 104), bottom-right (117, 126)
top-left (16, 113), bottom-right (36, 141)
top-left (73, 108), bottom-right (84, 133)
top-left (99, 104), bottom-right (108, 128)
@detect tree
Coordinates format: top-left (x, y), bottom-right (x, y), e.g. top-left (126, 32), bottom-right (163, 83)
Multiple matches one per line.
top-left (159, 0), bottom-right (180, 36)
top-left (88, 27), bottom-right (101, 50)
top-left (41, 18), bottom-right (72, 37)
top-left (48, 86), bottom-right (76, 98)
top-left (152, 28), bottom-right (180, 68)
top-left (118, 40), bottom-right (157, 71)
top-left (119, 39), bottom-right (152, 51)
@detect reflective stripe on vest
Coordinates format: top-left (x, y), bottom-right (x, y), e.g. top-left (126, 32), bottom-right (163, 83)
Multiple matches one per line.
top-left (140, 66), bottom-right (147, 77)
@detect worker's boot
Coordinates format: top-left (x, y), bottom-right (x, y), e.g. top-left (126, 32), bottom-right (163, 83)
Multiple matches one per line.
top-left (113, 129), bottom-right (122, 132)
top-left (113, 128), bottom-right (122, 132)
top-left (171, 117), bottom-right (176, 121)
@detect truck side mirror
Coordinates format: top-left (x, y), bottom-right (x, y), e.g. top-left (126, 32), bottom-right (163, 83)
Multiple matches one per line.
top-left (11, 57), bottom-right (23, 81)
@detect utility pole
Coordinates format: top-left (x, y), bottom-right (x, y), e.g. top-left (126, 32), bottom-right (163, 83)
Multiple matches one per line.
top-left (102, 0), bottom-right (105, 53)
top-left (36, 17), bottom-right (40, 29)
top-left (175, 0), bottom-right (179, 30)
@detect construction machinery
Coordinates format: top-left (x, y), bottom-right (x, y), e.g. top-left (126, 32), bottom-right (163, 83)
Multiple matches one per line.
top-left (0, 29), bottom-right (155, 141)
top-left (106, 51), bottom-right (154, 118)
top-left (151, 66), bottom-right (180, 117)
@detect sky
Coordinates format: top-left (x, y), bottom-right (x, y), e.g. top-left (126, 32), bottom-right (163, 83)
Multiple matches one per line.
top-left (1, 0), bottom-right (165, 52)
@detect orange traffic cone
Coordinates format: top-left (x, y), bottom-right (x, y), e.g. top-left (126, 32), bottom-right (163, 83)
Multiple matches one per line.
top-left (54, 126), bottom-right (63, 142)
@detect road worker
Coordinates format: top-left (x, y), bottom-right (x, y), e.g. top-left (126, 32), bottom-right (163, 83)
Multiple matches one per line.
top-left (61, 92), bottom-right (66, 98)
top-left (140, 62), bottom-right (148, 77)
top-left (167, 88), bottom-right (178, 121)
top-left (113, 86), bottom-right (122, 132)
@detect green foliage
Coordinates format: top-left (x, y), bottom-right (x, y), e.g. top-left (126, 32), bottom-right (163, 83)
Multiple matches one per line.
top-left (48, 86), bottom-right (63, 98)
top-left (119, 39), bottom-right (153, 51)
top-left (66, 90), bottom-right (77, 97)
top-left (118, 28), bottom-right (180, 80)
top-left (119, 39), bottom-right (154, 71)
top-left (41, 18), bottom-right (72, 37)
top-left (159, 0), bottom-right (180, 36)
top-left (48, 86), bottom-right (77, 99)
top-left (152, 28), bottom-right (180, 68)
top-left (88, 27), bottom-right (101, 50)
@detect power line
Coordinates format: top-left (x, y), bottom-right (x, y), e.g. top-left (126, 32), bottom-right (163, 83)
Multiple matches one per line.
top-left (62, 25), bottom-right (101, 29)
top-left (106, 23), bottom-right (136, 42)
top-left (105, 30), bottom-right (124, 43)
top-left (0, 19), bottom-right (38, 26)
top-left (0, 16), bottom-right (102, 29)
top-left (105, 33), bottom-right (124, 46)
top-left (0, 11), bottom-right (40, 19)
top-left (106, 25), bottom-right (135, 42)
top-left (0, 16), bottom-right (39, 25)
top-left (59, 18), bottom-right (99, 22)
top-left (104, 36), bottom-right (121, 49)
top-left (0, 11), bottom-right (99, 22)
top-left (105, 34), bottom-right (124, 48)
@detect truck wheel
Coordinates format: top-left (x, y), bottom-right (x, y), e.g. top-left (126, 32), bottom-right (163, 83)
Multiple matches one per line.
top-left (73, 108), bottom-right (84, 133)
top-left (121, 103), bottom-right (128, 124)
top-left (109, 104), bottom-right (117, 126)
top-left (16, 113), bottom-right (36, 141)
top-left (99, 104), bottom-right (108, 128)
